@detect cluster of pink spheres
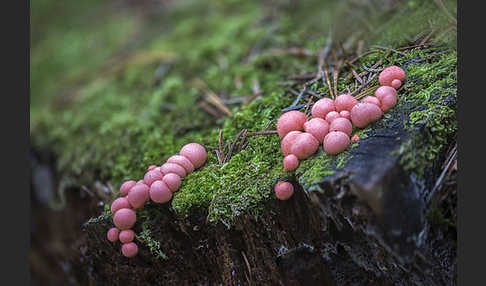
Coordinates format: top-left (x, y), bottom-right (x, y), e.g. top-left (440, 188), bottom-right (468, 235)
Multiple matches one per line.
top-left (274, 65), bottom-right (406, 200)
top-left (106, 143), bottom-right (207, 258)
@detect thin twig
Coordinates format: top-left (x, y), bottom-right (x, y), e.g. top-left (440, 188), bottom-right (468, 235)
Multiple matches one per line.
top-left (192, 78), bottom-right (233, 117)
top-left (333, 59), bottom-right (342, 96)
top-left (323, 63), bottom-right (334, 99)
top-left (282, 104), bottom-right (306, 112)
top-left (224, 129), bottom-right (246, 163)
top-left (427, 144), bottom-right (457, 204)
top-left (371, 45), bottom-right (407, 56)
top-left (434, 0), bottom-right (457, 24)
top-left (246, 130), bottom-right (278, 136)
top-left (352, 69), bottom-right (363, 84)
top-left (304, 95), bottom-right (314, 114)
top-left (218, 129), bottom-right (225, 164)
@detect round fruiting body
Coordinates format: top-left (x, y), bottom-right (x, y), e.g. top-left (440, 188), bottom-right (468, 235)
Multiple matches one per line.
top-left (374, 86), bottom-right (398, 102)
top-left (147, 165), bottom-right (157, 171)
top-left (323, 131), bottom-right (350, 155)
top-left (179, 143), bottom-right (207, 169)
top-left (113, 208), bottom-right (136, 230)
top-left (391, 79), bottom-right (402, 89)
top-left (120, 180), bottom-right (136, 196)
top-left (334, 93), bottom-right (358, 112)
top-left (160, 163), bottom-right (187, 177)
top-left (107, 228), bottom-right (120, 242)
top-left (167, 155), bottom-right (194, 173)
top-left (143, 170), bottom-right (164, 186)
top-left (276, 111), bottom-right (308, 138)
top-left (281, 131), bottom-right (303, 156)
top-left (121, 242), bottom-right (138, 258)
top-left (380, 93), bottom-right (398, 112)
top-left (111, 197), bottom-right (132, 214)
top-left (149, 180), bottom-right (173, 203)
top-left (350, 103), bottom-right (383, 128)
top-left (351, 134), bottom-right (360, 142)
top-left (119, 230), bottom-right (135, 244)
top-left (339, 110), bottom-right (351, 120)
top-left (362, 96), bottom-right (381, 107)
top-left (311, 98), bottom-right (336, 119)
top-left (329, 117), bottom-right (353, 136)
top-left (275, 181), bottom-right (294, 200)
top-left (378, 65), bottom-right (406, 86)
top-left (127, 183), bottom-right (149, 209)
top-left (283, 154), bottom-right (299, 172)
top-left (162, 173), bottom-right (182, 193)
top-left (290, 132), bottom-right (319, 159)
top-left (303, 118), bottom-right (329, 143)
top-left (325, 111), bottom-right (340, 123)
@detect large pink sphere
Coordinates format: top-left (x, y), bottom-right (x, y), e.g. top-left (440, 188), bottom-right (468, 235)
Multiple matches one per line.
top-left (111, 197), bottom-right (132, 214)
top-left (350, 103), bottom-right (383, 128)
top-left (290, 132), bottom-right (320, 160)
top-left (276, 111), bottom-right (308, 138)
top-left (303, 118), bottom-right (329, 143)
top-left (281, 131), bottom-right (302, 156)
top-left (120, 180), bottom-right (136, 196)
top-left (329, 117), bottom-right (353, 136)
top-left (325, 111), bottom-right (340, 123)
top-left (119, 229), bottom-right (135, 244)
top-left (121, 242), bottom-right (138, 258)
top-left (167, 155), bottom-right (194, 173)
top-left (374, 86), bottom-right (398, 102)
top-left (127, 183), bottom-right (149, 209)
top-left (283, 154), bottom-right (299, 172)
top-left (311, 98), bottom-right (335, 119)
top-left (160, 163), bottom-right (187, 177)
top-left (113, 208), bottom-right (136, 230)
top-left (143, 170), bottom-right (164, 186)
top-left (107, 227), bottom-right (120, 242)
top-left (380, 93), bottom-right (398, 112)
top-left (162, 173), bottom-right (182, 193)
top-left (323, 131), bottom-right (350, 155)
top-left (378, 65), bottom-right (406, 86)
top-left (362, 96), bottom-right (381, 107)
top-left (180, 143), bottom-right (207, 169)
top-left (334, 93), bottom-right (358, 112)
top-left (275, 181), bottom-right (294, 200)
top-left (149, 180), bottom-right (173, 203)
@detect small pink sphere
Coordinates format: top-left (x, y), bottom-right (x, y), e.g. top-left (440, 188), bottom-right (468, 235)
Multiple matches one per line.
top-left (180, 143), bottom-right (207, 169)
top-left (303, 118), bottom-right (329, 143)
top-left (147, 165), bottom-right (157, 171)
top-left (325, 111), bottom-right (340, 123)
top-left (119, 229), bottom-right (135, 244)
top-left (107, 227), bottom-right (119, 242)
top-left (311, 98), bottom-right (336, 119)
top-left (339, 110), bottom-right (350, 120)
top-left (323, 131), bottom-right (350, 155)
top-left (121, 242), bottom-right (138, 258)
top-left (127, 183), bottom-right (150, 209)
top-left (275, 181), bottom-right (294, 200)
top-left (351, 134), bottom-right (360, 142)
top-left (136, 180), bottom-right (145, 185)
top-left (329, 117), bottom-right (353, 136)
top-left (162, 173), bottom-right (182, 193)
top-left (378, 65), bottom-right (406, 86)
top-left (143, 170), bottom-right (164, 186)
top-left (334, 93), bottom-right (358, 112)
top-left (374, 86), bottom-right (398, 102)
top-left (362, 96), bottom-right (381, 107)
top-left (281, 131), bottom-right (303, 156)
top-left (290, 132), bottom-right (320, 160)
top-left (167, 155), bottom-right (195, 173)
top-left (350, 103), bottom-right (383, 128)
top-left (120, 180), bottom-right (136, 196)
top-left (391, 79), bottom-right (402, 89)
top-left (113, 208), bottom-right (136, 230)
top-left (160, 162), bottom-right (187, 177)
top-left (283, 154), bottom-right (299, 172)
top-left (276, 111), bottom-right (308, 138)
top-left (380, 93), bottom-right (398, 112)
top-left (149, 180), bottom-right (173, 203)
top-left (111, 197), bottom-right (132, 214)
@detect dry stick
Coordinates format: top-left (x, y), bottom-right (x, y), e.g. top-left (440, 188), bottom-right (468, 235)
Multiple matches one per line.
top-left (193, 78), bottom-right (233, 117)
top-left (198, 102), bottom-right (221, 119)
top-left (224, 129), bottom-right (246, 163)
top-left (246, 130), bottom-right (278, 136)
top-left (371, 45), bottom-right (407, 56)
top-left (263, 120), bottom-right (273, 131)
top-left (333, 59), bottom-right (342, 96)
top-left (304, 95), bottom-right (314, 114)
top-left (244, 90), bottom-right (264, 104)
top-left (434, 0), bottom-right (457, 24)
top-left (426, 144), bottom-right (457, 204)
top-left (352, 69), bottom-right (364, 84)
top-left (323, 63), bottom-right (334, 99)
top-left (215, 150), bottom-right (222, 165)
top-left (218, 129), bottom-right (225, 164)
top-left (354, 85), bottom-right (379, 100)
top-left (237, 129), bottom-right (249, 153)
